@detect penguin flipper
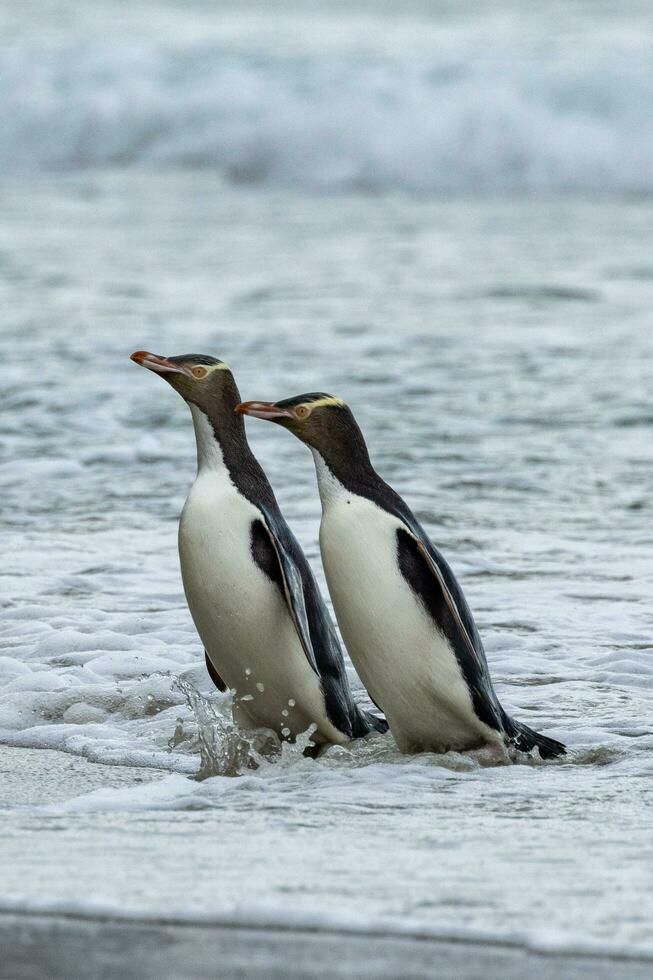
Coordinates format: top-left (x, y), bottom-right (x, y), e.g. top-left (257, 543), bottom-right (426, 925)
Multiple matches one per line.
top-left (205, 651), bottom-right (227, 692)
top-left (396, 526), bottom-right (504, 733)
top-left (253, 518), bottom-right (320, 677)
top-left (253, 513), bottom-right (382, 738)
top-left (397, 527), bottom-right (566, 756)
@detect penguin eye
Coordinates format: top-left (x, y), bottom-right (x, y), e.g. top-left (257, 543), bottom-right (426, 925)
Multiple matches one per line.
top-left (191, 366), bottom-right (208, 379)
top-left (294, 404), bottom-right (311, 420)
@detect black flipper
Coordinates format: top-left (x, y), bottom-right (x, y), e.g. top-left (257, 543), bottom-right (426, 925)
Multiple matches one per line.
top-left (395, 526), bottom-right (566, 756)
top-left (396, 527), bottom-right (504, 733)
top-left (252, 510), bottom-right (386, 739)
top-left (251, 518), bottom-right (319, 676)
top-left (205, 650), bottom-right (227, 692)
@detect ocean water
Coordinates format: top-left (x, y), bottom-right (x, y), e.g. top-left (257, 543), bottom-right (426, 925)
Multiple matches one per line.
top-left (1, 0), bottom-right (653, 963)
top-left (2, 0), bottom-right (653, 191)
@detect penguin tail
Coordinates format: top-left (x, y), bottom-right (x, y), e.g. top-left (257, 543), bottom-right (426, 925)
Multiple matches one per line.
top-left (503, 714), bottom-right (566, 760)
top-left (352, 707), bottom-right (389, 739)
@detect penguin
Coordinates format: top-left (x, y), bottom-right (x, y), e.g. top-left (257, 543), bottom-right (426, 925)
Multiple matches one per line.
top-left (236, 393), bottom-right (566, 760)
top-left (130, 354), bottom-right (386, 749)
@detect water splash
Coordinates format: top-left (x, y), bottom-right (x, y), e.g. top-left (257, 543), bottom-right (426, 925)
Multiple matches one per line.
top-left (173, 678), bottom-right (329, 778)
top-left (277, 724), bottom-right (319, 765)
top-left (174, 677), bottom-right (273, 779)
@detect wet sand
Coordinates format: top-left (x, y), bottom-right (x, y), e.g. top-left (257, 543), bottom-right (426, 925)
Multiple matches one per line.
top-left (3, 911), bottom-right (653, 980)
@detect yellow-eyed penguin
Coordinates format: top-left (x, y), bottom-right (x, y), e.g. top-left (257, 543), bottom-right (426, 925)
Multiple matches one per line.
top-left (236, 392), bottom-right (565, 759)
top-left (130, 356), bottom-right (386, 748)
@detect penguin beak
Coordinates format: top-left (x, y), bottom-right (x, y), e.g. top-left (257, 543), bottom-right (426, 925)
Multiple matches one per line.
top-left (130, 351), bottom-right (193, 377)
top-left (235, 400), bottom-right (294, 421)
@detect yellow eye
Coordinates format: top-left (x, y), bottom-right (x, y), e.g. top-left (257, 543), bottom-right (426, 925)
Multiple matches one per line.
top-left (192, 366), bottom-right (208, 379)
top-left (295, 404), bottom-right (310, 420)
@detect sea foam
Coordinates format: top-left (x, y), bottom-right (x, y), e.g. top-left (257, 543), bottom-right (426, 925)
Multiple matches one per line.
top-left (2, 41), bottom-right (653, 192)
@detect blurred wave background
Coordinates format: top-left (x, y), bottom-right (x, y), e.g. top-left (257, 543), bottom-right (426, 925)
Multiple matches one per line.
top-left (3, 0), bottom-right (653, 192)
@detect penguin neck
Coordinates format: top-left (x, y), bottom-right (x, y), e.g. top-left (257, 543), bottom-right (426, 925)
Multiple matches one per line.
top-left (311, 444), bottom-right (412, 532)
top-left (189, 403), bottom-right (233, 477)
top-left (187, 394), bottom-right (276, 511)
top-left (310, 435), bottom-right (382, 509)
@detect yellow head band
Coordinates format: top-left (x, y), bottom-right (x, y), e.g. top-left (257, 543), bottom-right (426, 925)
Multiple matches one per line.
top-left (306, 395), bottom-right (344, 410)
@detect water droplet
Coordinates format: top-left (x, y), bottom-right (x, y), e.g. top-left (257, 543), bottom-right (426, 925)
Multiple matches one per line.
top-left (256, 682), bottom-right (265, 693)
top-left (281, 727), bottom-right (291, 738)
top-left (281, 709), bottom-right (289, 717)
top-left (240, 694), bottom-right (254, 702)
top-left (245, 668), bottom-right (252, 677)
top-left (288, 698), bottom-right (296, 707)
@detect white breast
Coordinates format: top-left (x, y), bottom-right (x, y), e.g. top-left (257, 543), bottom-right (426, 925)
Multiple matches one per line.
top-left (177, 408), bottom-right (345, 745)
top-left (313, 453), bottom-right (500, 753)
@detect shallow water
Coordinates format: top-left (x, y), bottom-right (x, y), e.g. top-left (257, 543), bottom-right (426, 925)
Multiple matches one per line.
top-left (1, 171), bottom-right (652, 952)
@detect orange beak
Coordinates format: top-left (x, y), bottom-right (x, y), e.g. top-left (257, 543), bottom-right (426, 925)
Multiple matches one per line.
top-left (130, 351), bottom-right (192, 377)
top-left (235, 400), bottom-right (294, 421)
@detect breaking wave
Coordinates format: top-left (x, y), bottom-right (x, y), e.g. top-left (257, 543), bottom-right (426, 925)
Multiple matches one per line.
top-left (2, 41), bottom-right (653, 191)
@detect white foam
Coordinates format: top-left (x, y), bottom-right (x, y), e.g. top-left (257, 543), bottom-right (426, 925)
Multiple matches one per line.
top-left (2, 40), bottom-right (653, 192)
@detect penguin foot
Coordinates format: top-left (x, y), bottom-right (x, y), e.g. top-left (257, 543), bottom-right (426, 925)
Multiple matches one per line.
top-left (507, 718), bottom-right (566, 759)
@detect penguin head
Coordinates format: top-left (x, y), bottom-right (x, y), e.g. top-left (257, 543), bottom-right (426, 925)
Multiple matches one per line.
top-left (130, 351), bottom-right (238, 413)
top-left (236, 392), bottom-right (357, 453)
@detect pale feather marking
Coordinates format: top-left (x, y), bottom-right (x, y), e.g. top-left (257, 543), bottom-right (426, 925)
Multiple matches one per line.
top-left (306, 395), bottom-right (344, 411)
